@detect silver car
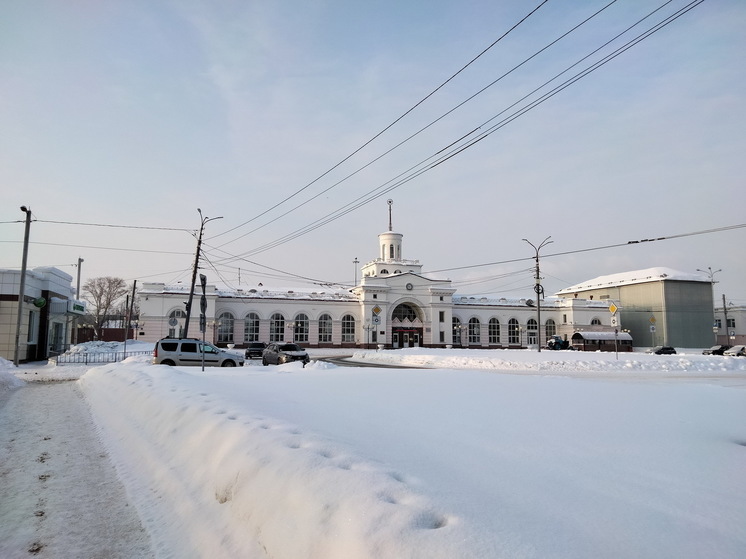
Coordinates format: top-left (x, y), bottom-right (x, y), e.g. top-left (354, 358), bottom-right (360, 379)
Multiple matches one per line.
top-left (723, 345), bottom-right (746, 357)
top-left (153, 338), bottom-right (244, 367)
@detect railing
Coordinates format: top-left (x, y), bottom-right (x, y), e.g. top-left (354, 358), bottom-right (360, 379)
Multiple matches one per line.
top-left (54, 350), bottom-right (152, 366)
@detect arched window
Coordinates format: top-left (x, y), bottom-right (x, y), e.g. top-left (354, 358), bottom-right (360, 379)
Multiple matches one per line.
top-left (545, 319), bottom-right (556, 339)
top-left (591, 318), bottom-right (602, 326)
top-left (244, 312), bottom-right (260, 343)
top-left (468, 318), bottom-right (481, 344)
top-left (293, 313), bottom-right (309, 343)
top-left (489, 318), bottom-right (500, 344)
top-left (392, 303), bottom-right (418, 322)
top-left (341, 315), bottom-right (355, 343)
top-left (508, 318), bottom-right (520, 345)
top-left (389, 244), bottom-right (395, 259)
top-left (168, 309), bottom-right (185, 338)
top-left (270, 313), bottom-right (285, 342)
top-left (217, 312), bottom-right (235, 343)
top-left (380, 269), bottom-right (389, 275)
top-left (318, 314), bottom-right (332, 344)
top-left (526, 318), bottom-right (538, 345)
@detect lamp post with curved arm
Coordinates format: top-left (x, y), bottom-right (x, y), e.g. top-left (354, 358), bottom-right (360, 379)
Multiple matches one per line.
top-left (697, 266), bottom-right (721, 344)
top-left (522, 236), bottom-right (553, 352)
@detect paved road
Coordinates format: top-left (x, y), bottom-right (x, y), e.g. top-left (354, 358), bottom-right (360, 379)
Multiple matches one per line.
top-left (0, 381), bottom-right (153, 558)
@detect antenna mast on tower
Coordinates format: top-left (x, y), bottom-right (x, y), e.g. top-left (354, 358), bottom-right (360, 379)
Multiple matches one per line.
top-left (387, 199), bottom-right (393, 231)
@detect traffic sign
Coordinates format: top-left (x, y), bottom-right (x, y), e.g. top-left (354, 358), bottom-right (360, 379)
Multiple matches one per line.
top-left (649, 316), bottom-right (656, 324)
top-left (650, 325), bottom-right (656, 332)
top-left (608, 303), bottom-right (618, 314)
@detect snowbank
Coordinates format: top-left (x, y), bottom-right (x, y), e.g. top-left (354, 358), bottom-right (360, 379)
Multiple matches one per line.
top-left (0, 357), bottom-right (25, 391)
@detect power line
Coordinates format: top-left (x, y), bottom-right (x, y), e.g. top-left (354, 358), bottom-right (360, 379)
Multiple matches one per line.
top-left (32, 219), bottom-right (192, 232)
top-left (212, 2), bottom-right (623, 251)
top-left (426, 223), bottom-right (746, 274)
top-left (208, 0), bottom-right (552, 243)
top-left (0, 240), bottom-right (192, 256)
top-left (212, 0), bottom-right (703, 261)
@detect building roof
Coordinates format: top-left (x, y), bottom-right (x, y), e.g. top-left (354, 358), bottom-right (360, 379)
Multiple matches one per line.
top-left (556, 267), bottom-right (709, 295)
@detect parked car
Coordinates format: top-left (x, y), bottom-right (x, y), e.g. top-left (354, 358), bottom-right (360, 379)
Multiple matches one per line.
top-left (262, 342), bottom-right (310, 366)
top-left (646, 346), bottom-right (677, 355)
top-left (723, 345), bottom-right (746, 357)
top-left (702, 344), bottom-right (731, 355)
top-left (153, 338), bottom-right (245, 367)
top-left (245, 342), bottom-right (267, 359)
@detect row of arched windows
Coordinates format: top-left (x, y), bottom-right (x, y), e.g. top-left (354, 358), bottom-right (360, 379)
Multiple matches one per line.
top-left (453, 317), bottom-right (558, 345)
top-left (169, 310), bottom-right (358, 344)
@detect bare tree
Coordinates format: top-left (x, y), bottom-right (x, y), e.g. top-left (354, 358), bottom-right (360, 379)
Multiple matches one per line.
top-left (82, 277), bottom-right (129, 339)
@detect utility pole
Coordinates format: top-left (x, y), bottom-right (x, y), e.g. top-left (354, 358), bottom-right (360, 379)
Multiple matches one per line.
top-left (183, 209), bottom-right (222, 339)
top-left (72, 257), bottom-right (84, 345)
top-left (722, 294), bottom-right (731, 345)
top-left (697, 267), bottom-right (721, 344)
top-left (14, 206), bottom-right (32, 366)
top-left (522, 236), bottom-right (553, 352)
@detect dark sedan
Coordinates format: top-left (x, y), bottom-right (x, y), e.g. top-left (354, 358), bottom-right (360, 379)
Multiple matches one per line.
top-left (262, 343), bottom-right (310, 366)
top-left (702, 345), bottom-right (731, 355)
top-left (245, 342), bottom-right (267, 359)
top-left (646, 346), bottom-right (676, 355)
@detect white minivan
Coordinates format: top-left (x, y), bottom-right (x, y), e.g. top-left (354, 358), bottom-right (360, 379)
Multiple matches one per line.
top-left (152, 338), bottom-right (245, 367)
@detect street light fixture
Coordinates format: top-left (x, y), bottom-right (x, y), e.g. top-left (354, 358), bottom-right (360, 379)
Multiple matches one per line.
top-left (286, 321), bottom-right (297, 342)
top-left (522, 236), bottom-right (553, 352)
top-left (697, 267), bottom-right (722, 344)
top-left (363, 321), bottom-right (375, 349)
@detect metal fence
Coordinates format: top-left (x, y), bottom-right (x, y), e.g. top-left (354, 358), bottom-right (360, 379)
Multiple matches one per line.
top-left (54, 350), bottom-right (152, 366)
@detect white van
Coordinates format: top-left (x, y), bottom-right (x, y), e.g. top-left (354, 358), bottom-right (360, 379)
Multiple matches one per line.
top-left (152, 338), bottom-right (244, 367)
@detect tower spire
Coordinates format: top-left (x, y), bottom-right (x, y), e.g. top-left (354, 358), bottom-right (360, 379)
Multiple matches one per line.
top-left (387, 199), bottom-right (393, 231)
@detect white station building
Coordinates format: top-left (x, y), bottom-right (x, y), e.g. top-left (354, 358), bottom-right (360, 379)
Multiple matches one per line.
top-left (138, 215), bottom-right (623, 351)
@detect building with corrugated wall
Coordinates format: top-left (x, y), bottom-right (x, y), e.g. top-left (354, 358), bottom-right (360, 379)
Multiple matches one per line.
top-left (556, 268), bottom-right (713, 348)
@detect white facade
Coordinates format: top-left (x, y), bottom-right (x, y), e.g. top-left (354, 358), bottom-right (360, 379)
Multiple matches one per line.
top-left (0, 267), bottom-right (85, 362)
top-left (138, 223), bottom-right (618, 350)
top-left (714, 304), bottom-right (746, 346)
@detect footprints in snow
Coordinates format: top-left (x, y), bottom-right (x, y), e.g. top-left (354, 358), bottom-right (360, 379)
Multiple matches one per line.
top-left (194, 394), bottom-right (451, 531)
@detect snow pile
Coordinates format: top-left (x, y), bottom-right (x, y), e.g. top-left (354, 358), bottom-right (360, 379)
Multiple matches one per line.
top-left (351, 346), bottom-right (746, 374)
top-left (0, 357), bottom-right (25, 390)
top-left (74, 351), bottom-right (746, 558)
top-left (79, 362), bottom-right (464, 558)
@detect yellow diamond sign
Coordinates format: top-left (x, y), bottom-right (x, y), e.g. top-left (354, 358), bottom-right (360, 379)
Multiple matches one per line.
top-left (608, 303), bottom-right (618, 314)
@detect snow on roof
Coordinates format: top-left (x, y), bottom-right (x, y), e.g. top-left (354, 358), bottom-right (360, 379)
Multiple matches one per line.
top-left (139, 283), bottom-right (358, 301)
top-left (556, 267), bottom-right (709, 294)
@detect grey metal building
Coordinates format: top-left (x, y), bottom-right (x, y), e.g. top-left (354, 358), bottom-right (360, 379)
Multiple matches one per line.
top-left (556, 268), bottom-right (714, 348)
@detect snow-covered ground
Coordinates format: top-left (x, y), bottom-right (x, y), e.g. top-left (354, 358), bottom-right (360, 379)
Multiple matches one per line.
top-left (1, 342), bottom-right (745, 558)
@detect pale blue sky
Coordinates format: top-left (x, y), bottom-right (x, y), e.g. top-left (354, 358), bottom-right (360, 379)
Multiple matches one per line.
top-left (1, 0), bottom-right (744, 304)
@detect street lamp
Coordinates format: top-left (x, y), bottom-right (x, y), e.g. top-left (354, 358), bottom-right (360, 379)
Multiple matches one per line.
top-left (697, 266), bottom-right (721, 345)
top-left (363, 321), bottom-right (375, 349)
top-left (14, 206), bottom-right (32, 366)
top-left (286, 321), bottom-right (297, 342)
top-left (453, 323), bottom-right (466, 346)
top-left (522, 236), bottom-right (553, 352)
